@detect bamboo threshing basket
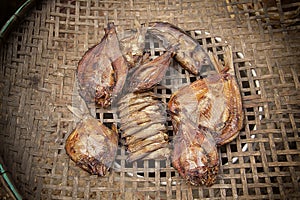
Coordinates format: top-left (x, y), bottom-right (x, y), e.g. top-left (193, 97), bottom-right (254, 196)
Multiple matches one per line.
top-left (0, 0), bottom-right (299, 199)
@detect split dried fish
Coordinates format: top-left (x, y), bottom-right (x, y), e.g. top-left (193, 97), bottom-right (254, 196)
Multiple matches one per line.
top-left (168, 46), bottom-right (243, 186)
top-left (65, 103), bottom-right (118, 176)
top-left (77, 22), bottom-right (128, 108)
top-left (168, 47), bottom-right (243, 146)
top-left (147, 22), bottom-right (213, 75)
top-left (170, 114), bottom-right (219, 186)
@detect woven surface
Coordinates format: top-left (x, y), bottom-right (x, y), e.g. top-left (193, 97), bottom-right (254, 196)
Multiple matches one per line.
top-left (0, 0), bottom-right (299, 199)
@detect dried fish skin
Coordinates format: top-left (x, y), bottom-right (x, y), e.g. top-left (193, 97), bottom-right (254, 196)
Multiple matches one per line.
top-left (171, 116), bottom-right (219, 187)
top-left (147, 22), bottom-right (212, 75)
top-left (77, 22), bottom-right (128, 108)
top-left (65, 117), bottom-right (118, 176)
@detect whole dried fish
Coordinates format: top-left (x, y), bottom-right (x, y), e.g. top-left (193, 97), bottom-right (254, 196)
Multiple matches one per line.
top-left (114, 45), bottom-right (174, 163)
top-left (125, 50), bottom-right (174, 93)
top-left (170, 115), bottom-right (219, 186)
top-left (168, 47), bottom-right (243, 186)
top-left (77, 22), bottom-right (128, 108)
top-left (65, 115), bottom-right (118, 176)
top-left (168, 47), bottom-right (243, 146)
top-left (147, 22), bottom-right (213, 75)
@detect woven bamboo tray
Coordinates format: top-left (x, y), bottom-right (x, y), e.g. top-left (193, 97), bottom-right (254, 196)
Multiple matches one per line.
top-left (0, 0), bottom-right (299, 199)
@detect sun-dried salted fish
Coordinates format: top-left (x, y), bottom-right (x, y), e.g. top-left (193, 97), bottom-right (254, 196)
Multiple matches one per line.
top-left (124, 123), bottom-right (167, 141)
top-left (168, 47), bottom-right (243, 186)
top-left (170, 115), bottom-right (219, 186)
top-left (122, 121), bottom-right (166, 140)
top-left (77, 22), bottom-right (128, 108)
top-left (142, 147), bottom-right (171, 160)
top-left (125, 50), bottom-right (174, 93)
top-left (118, 92), bottom-right (169, 162)
top-left (65, 104), bottom-right (118, 176)
top-left (147, 22), bottom-right (213, 75)
top-left (168, 46), bottom-right (244, 146)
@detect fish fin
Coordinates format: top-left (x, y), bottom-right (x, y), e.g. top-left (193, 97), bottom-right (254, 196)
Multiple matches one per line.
top-left (223, 46), bottom-right (235, 75)
top-left (67, 105), bottom-right (84, 119)
top-left (111, 124), bottom-right (118, 134)
top-left (68, 76), bottom-right (92, 120)
top-left (208, 51), bottom-right (223, 73)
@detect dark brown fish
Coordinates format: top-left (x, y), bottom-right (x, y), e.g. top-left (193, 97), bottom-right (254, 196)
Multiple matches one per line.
top-left (65, 116), bottom-right (118, 176)
top-left (170, 115), bottom-right (219, 186)
top-left (147, 22), bottom-right (213, 75)
top-left (125, 50), bottom-right (174, 93)
top-left (167, 47), bottom-right (243, 186)
top-left (77, 22), bottom-right (128, 108)
top-left (168, 47), bottom-right (243, 146)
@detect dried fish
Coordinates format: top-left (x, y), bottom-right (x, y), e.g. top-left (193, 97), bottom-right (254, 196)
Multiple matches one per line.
top-left (65, 113), bottom-right (118, 176)
top-left (168, 47), bottom-right (243, 186)
top-left (147, 22), bottom-right (213, 75)
top-left (170, 114), bottom-right (219, 186)
top-left (119, 25), bottom-right (147, 68)
top-left (77, 22), bottom-right (128, 108)
top-left (117, 91), bottom-right (158, 107)
top-left (127, 140), bottom-right (169, 162)
top-left (122, 120), bottom-right (166, 140)
top-left (126, 132), bottom-right (169, 152)
top-left (142, 147), bottom-right (171, 160)
top-left (120, 103), bottom-right (161, 125)
top-left (168, 47), bottom-right (243, 146)
top-left (118, 92), bottom-right (169, 162)
top-left (124, 123), bottom-right (167, 140)
top-left (125, 49), bottom-right (174, 93)
top-left (118, 101), bottom-right (156, 118)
